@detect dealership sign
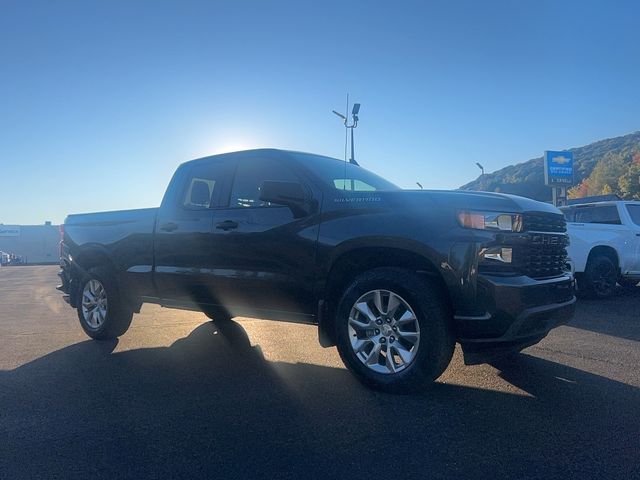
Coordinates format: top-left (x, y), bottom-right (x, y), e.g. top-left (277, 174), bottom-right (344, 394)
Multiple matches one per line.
top-left (544, 151), bottom-right (574, 186)
top-left (0, 225), bottom-right (20, 237)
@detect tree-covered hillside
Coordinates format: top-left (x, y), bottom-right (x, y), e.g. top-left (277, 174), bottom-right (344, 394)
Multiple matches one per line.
top-left (460, 131), bottom-right (640, 201)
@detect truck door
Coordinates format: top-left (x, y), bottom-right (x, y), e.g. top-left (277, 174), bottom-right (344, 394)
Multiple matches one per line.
top-left (154, 159), bottom-right (234, 304)
top-left (623, 203), bottom-right (640, 274)
top-left (205, 155), bottom-right (319, 319)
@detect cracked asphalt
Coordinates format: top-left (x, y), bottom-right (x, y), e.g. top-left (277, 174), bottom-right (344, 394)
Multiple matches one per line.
top-left (1, 266), bottom-right (639, 479)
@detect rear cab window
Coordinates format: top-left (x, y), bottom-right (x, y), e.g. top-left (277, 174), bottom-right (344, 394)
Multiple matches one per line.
top-left (180, 160), bottom-right (234, 210)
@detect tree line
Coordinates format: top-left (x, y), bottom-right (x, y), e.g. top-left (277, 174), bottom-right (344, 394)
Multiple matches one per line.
top-left (568, 146), bottom-right (640, 200)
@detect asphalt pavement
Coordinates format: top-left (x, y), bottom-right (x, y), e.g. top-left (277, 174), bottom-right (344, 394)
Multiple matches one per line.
top-left (1, 266), bottom-right (638, 479)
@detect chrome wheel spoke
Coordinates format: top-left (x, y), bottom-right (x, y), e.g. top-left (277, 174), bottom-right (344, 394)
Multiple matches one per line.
top-left (364, 343), bottom-right (382, 365)
top-left (392, 343), bottom-right (413, 364)
top-left (352, 337), bottom-right (370, 354)
top-left (395, 310), bottom-right (416, 325)
top-left (373, 290), bottom-right (385, 315)
top-left (354, 302), bottom-right (377, 324)
top-left (387, 293), bottom-right (401, 318)
top-left (385, 346), bottom-right (397, 373)
top-left (349, 315), bottom-right (371, 328)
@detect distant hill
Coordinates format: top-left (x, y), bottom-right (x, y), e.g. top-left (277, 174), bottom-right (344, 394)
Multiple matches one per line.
top-left (460, 131), bottom-right (640, 201)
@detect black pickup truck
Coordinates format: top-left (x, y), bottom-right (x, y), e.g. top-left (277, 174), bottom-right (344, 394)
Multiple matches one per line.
top-left (58, 149), bottom-right (575, 392)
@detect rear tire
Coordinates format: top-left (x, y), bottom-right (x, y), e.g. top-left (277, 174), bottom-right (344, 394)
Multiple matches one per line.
top-left (334, 268), bottom-right (454, 394)
top-left (77, 266), bottom-right (133, 339)
top-left (583, 255), bottom-right (617, 299)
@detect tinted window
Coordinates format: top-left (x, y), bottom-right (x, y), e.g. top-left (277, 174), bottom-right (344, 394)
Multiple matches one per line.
top-left (573, 205), bottom-right (621, 225)
top-left (230, 158), bottom-right (299, 208)
top-left (626, 204), bottom-right (640, 226)
top-left (561, 207), bottom-right (575, 222)
top-left (333, 179), bottom-right (377, 191)
top-left (293, 153), bottom-right (399, 191)
top-left (181, 161), bottom-right (229, 209)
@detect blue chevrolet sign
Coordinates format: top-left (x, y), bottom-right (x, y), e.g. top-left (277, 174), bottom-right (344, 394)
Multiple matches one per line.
top-left (544, 150), bottom-right (574, 186)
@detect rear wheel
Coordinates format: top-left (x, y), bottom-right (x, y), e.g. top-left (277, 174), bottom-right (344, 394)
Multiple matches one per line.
top-left (583, 255), bottom-right (617, 298)
top-left (334, 268), bottom-right (454, 393)
top-left (77, 267), bottom-right (133, 339)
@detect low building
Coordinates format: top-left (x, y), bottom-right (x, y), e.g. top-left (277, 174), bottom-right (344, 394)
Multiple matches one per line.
top-left (0, 223), bottom-right (60, 265)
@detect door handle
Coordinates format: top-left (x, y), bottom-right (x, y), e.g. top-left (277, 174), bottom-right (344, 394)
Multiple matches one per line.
top-left (636, 233), bottom-right (640, 237)
top-left (160, 222), bottom-right (178, 232)
top-left (216, 220), bottom-right (239, 231)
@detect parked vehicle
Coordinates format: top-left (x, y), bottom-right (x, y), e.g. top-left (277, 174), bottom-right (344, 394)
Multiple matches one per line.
top-left (561, 201), bottom-right (640, 297)
top-left (57, 149), bottom-right (575, 392)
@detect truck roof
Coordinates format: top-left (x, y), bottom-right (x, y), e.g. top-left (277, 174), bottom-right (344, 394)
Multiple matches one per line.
top-left (180, 148), bottom-right (343, 168)
top-left (561, 200), bottom-right (640, 208)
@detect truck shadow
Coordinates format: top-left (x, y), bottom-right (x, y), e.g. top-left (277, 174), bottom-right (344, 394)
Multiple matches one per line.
top-left (569, 286), bottom-right (640, 341)
top-left (1, 321), bottom-right (638, 479)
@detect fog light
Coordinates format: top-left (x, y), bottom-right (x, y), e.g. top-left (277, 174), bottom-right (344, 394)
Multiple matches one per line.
top-left (482, 247), bottom-right (512, 263)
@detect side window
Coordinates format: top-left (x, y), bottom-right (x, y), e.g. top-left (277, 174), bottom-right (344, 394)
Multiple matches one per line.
top-left (333, 179), bottom-right (376, 191)
top-left (591, 205), bottom-right (621, 224)
top-left (574, 205), bottom-right (621, 224)
top-left (626, 204), bottom-right (640, 226)
top-left (230, 158), bottom-right (299, 208)
top-left (181, 161), bottom-right (229, 209)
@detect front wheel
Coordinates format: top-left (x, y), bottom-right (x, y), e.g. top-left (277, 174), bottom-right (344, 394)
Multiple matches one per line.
top-left (334, 268), bottom-right (454, 394)
top-left (77, 267), bottom-right (133, 339)
top-left (583, 255), bottom-right (617, 298)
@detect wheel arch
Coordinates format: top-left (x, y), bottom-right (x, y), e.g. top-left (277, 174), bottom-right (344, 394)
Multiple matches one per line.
top-left (586, 245), bottom-right (620, 272)
top-left (318, 245), bottom-right (451, 347)
top-left (68, 245), bottom-right (118, 306)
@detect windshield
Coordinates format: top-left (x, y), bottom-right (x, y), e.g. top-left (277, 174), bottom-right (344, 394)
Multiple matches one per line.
top-left (294, 153), bottom-right (400, 192)
top-left (626, 204), bottom-right (640, 226)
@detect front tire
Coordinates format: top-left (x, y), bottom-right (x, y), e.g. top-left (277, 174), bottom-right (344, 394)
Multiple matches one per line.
top-left (583, 255), bottom-right (617, 298)
top-left (77, 267), bottom-right (133, 339)
top-left (334, 268), bottom-right (454, 394)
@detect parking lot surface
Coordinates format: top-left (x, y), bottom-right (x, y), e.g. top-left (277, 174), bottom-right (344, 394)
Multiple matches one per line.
top-left (1, 266), bottom-right (639, 479)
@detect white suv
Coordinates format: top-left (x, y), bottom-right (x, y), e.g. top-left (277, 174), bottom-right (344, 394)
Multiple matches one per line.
top-left (561, 201), bottom-right (640, 297)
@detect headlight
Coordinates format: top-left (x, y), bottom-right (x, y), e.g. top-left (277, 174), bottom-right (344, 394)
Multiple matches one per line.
top-left (457, 211), bottom-right (523, 232)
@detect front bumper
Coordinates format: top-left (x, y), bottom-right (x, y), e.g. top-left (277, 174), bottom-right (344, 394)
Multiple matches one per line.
top-left (454, 273), bottom-right (575, 362)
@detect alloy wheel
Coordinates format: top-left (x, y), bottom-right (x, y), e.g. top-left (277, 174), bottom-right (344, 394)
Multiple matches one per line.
top-left (348, 289), bottom-right (420, 374)
top-left (81, 279), bottom-right (108, 329)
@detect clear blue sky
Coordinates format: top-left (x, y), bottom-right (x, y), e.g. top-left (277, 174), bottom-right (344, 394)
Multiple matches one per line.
top-left (1, 0), bottom-right (639, 224)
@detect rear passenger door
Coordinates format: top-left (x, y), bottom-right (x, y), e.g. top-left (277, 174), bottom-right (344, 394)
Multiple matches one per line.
top-left (206, 156), bottom-right (319, 318)
top-left (154, 159), bottom-right (234, 304)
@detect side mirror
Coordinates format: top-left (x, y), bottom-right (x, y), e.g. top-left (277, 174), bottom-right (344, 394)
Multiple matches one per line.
top-left (259, 181), bottom-right (310, 218)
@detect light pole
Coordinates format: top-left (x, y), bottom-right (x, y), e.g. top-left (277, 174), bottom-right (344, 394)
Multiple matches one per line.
top-left (475, 162), bottom-right (485, 190)
top-left (332, 95), bottom-right (360, 166)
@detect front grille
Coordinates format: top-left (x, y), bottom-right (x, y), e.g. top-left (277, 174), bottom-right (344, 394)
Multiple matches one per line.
top-left (479, 212), bottom-right (570, 279)
top-left (522, 212), bottom-right (566, 233)
top-left (521, 212), bottom-right (568, 279)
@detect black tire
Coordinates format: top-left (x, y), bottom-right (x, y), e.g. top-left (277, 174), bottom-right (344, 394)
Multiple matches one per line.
top-left (583, 255), bottom-right (618, 299)
top-left (76, 266), bottom-right (134, 339)
top-left (334, 267), bottom-right (454, 394)
top-left (618, 278), bottom-right (639, 290)
top-left (201, 305), bottom-right (233, 323)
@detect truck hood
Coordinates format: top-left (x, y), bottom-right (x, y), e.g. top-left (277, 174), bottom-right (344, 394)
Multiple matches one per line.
top-left (379, 189), bottom-right (561, 215)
